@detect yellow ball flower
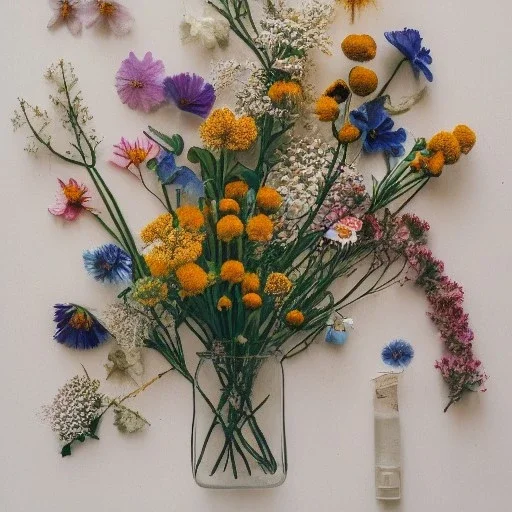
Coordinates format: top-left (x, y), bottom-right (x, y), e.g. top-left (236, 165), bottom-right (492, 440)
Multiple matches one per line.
top-left (256, 186), bottom-right (282, 213)
top-left (338, 123), bottom-right (361, 144)
top-left (341, 34), bottom-right (377, 62)
top-left (227, 116), bottom-right (259, 151)
top-left (246, 214), bottom-right (274, 242)
top-left (268, 81), bottom-right (303, 104)
top-left (426, 151), bottom-right (445, 176)
top-left (242, 273), bottom-right (260, 294)
top-left (217, 296), bottom-right (233, 311)
top-left (220, 260), bottom-right (245, 283)
top-left (242, 293), bottom-right (263, 310)
top-left (216, 215), bottom-right (244, 242)
top-left (176, 262), bottom-right (208, 296)
top-left (176, 205), bottom-right (204, 231)
top-left (264, 272), bottom-right (292, 295)
top-left (285, 310), bottom-right (305, 327)
top-left (225, 181), bottom-right (249, 200)
top-left (427, 131), bottom-right (461, 164)
top-left (219, 198), bottom-right (241, 215)
top-left (315, 96), bottom-right (340, 122)
top-left (349, 66), bottom-right (378, 96)
top-left (131, 277), bottom-right (168, 307)
top-left (324, 80), bottom-right (351, 104)
top-left (452, 125), bottom-right (476, 154)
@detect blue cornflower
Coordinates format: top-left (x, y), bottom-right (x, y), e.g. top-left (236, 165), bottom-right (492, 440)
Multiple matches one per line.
top-left (155, 151), bottom-right (205, 198)
top-left (53, 304), bottom-right (109, 350)
top-left (163, 73), bottom-right (216, 118)
top-left (83, 243), bottom-right (132, 283)
top-left (381, 339), bottom-right (414, 368)
top-left (384, 28), bottom-right (433, 82)
top-left (350, 97), bottom-right (407, 156)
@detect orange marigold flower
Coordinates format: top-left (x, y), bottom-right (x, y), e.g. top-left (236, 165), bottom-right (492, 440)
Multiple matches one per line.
top-left (220, 260), bottom-right (245, 283)
top-left (176, 205), bottom-right (204, 231)
top-left (256, 186), bottom-right (282, 213)
top-left (452, 125), bottom-right (476, 154)
top-left (315, 96), bottom-right (340, 122)
top-left (268, 81), bottom-right (303, 104)
top-left (218, 198), bottom-right (241, 215)
top-left (216, 215), bottom-right (244, 242)
top-left (285, 310), bottom-right (305, 327)
top-left (242, 273), bottom-right (260, 294)
top-left (176, 262), bottom-right (208, 296)
top-left (341, 34), bottom-right (377, 61)
top-left (225, 180), bottom-right (249, 200)
top-left (246, 214), bottom-right (274, 242)
top-left (324, 80), bottom-right (350, 104)
top-left (427, 131), bottom-right (461, 164)
top-left (217, 296), bottom-right (233, 311)
top-left (264, 272), bottom-right (292, 295)
top-left (338, 123), bottom-right (361, 143)
top-left (242, 293), bottom-right (263, 310)
top-left (349, 66), bottom-right (378, 96)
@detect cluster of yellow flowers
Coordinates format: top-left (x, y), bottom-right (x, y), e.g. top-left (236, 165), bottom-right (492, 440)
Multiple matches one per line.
top-left (267, 81), bottom-right (304, 105)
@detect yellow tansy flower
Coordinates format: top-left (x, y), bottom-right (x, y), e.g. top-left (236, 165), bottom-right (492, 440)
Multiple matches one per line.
top-left (256, 186), bottom-right (282, 213)
top-left (227, 116), bottom-right (258, 151)
top-left (338, 123), bottom-right (361, 144)
top-left (176, 205), bottom-right (204, 231)
top-left (140, 213), bottom-right (173, 244)
top-left (341, 34), bottom-right (377, 62)
top-left (452, 125), bottom-right (476, 154)
top-left (216, 215), bottom-right (244, 242)
top-left (242, 273), bottom-right (260, 294)
top-left (246, 214), bottom-right (274, 242)
top-left (264, 273), bottom-right (292, 295)
top-left (218, 198), bottom-right (241, 215)
top-left (176, 262), bottom-right (208, 296)
top-left (217, 296), bottom-right (233, 311)
top-left (315, 96), bottom-right (340, 122)
top-left (427, 131), bottom-right (461, 164)
top-left (225, 181), bottom-right (249, 200)
top-left (349, 66), bottom-right (378, 96)
top-left (324, 80), bottom-right (350, 104)
top-left (131, 277), bottom-right (168, 307)
top-left (285, 310), bottom-right (305, 327)
top-left (220, 260), bottom-right (245, 284)
top-left (268, 81), bottom-right (303, 104)
top-left (242, 293), bottom-right (263, 310)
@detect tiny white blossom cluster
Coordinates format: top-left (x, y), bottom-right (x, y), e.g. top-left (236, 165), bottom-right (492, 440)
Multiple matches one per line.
top-left (210, 59), bottom-right (257, 91)
top-left (180, 14), bottom-right (230, 49)
top-left (103, 301), bottom-right (152, 349)
top-left (42, 375), bottom-right (102, 443)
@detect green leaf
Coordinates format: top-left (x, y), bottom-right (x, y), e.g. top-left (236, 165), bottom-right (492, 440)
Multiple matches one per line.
top-left (148, 127), bottom-right (185, 155)
top-left (146, 158), bottom-right (158, 171)
top-left (187, 147), bottom-right (218, 188)
top-left (61, 443), bottom-right (72, 457)
top-left (236, 164), bottom-right (260, 191)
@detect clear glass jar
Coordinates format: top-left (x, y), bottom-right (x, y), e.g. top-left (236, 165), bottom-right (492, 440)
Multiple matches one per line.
top-left (192, 351), bottom-right (287, 489)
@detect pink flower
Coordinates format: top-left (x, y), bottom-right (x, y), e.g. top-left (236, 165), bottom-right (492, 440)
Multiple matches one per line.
top-left (363, 214), bottom-right (383, 240)
top-left (82, 1), bottom-right (134, 36)
top-left (339, 216), bottom-right (363, 232)
top-left (111, 137), bottom-right (159, 169)
top-left (49, 178), bottom-right (92, 221)
top-left (47, 0), bottom-right (83, 36)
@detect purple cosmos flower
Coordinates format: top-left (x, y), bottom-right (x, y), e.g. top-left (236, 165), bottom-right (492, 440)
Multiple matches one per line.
top-left (47, 0), bottom-right (83, 36)
top-left (382, 339), bottom-right (414, 368)
top-left (53, 304), bottom-right (109, 349)
top-left (349, 97), bottom-right (407, 157)
top-left (82, 1), bottom-right (134, 36)
top-left (115, 52), bottom-right (165, 113)
top-left (384, 28), bottom-right (433, 82)
top-left (163, 73), bottom-right (215, 118)
top-left (83, 243), bottom-right (132, 283)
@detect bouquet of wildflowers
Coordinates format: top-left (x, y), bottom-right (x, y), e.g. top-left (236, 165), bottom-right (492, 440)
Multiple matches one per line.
top-left (13, 0), bottom-right (487, 484)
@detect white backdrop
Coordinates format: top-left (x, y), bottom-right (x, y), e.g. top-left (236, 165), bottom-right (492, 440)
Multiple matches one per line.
top-left (1, 1), bottom-right (511, 511)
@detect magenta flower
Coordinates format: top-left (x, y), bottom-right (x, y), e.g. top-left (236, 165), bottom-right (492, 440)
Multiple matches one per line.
top-left (49, 178), bottom-right (92, 221)
top-left (163, 73), bottom-right (216, 118)
top-left (110, 137), bottom-right (159, 169)
top-left (47, 0), bottom-right (83, 36)
top-left (82, 1), bottom-right (134, 36)
top-left (115, 52), bottom-right (165, 112)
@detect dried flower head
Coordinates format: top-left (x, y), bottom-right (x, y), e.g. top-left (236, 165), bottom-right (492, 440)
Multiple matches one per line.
top-left (349, 66), bottom-right (378, 96)
top-left (341, 34), bottom-right (377, 61)
top-left (242, 293), bottom-right (263, 310)
top-left (113, 405), bottom-right (148, 433)
top-left (452, 125), bottom-right (476, 154)
top-left (220, 260), bottom-right (245, 284)
top-left (264, 273), bottom-right (292, 295)
top-left (217, 215), bottom-right (244, 242)
top-left (131, 277), bottom-right (168, 307)
top-left (176, 262), bottom-right (209, 296)
top-left (427, 131), bottom-right (461, 164)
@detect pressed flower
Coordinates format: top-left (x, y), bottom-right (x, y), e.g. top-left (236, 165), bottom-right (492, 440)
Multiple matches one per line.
top-left (153, 151), bottom-right (204, 198)
top-left (314, 96), bottom-right (340, 121)
top-left (350, 97), bottom-right (407, 156)
top-left (286, 310), bottom-right (305, 327)
top-left (341, 34), bottom-right (377, 61)
top-left (218, 198), bottom-right (240, 215)
top-left (111, 136), bottom-right (159, 169)
top-left (349, 66), bottom-right (378, 96)
top-left (264, 273), bottom-right (292, 295)
top-left (140, 213), bottom-right (173, 243)
top-left (227, 116), bottom-right (258, 151)
top-left (163, 73), bottom-right (216, 118)
top-left (220, 260), bottom-right (245, 284)
top-left (176, 205), bottom-right (204, 231)
top-left (83, 243), bottom-right (132, 283)
top-left (427, 131), bottom-right (461, 164)
top-left (47, 0), bottom-right (83, 36)
top-left (267, 81), bottom-right (303, 104)
top-left (217, 215), bottom-right (244, 242)
top-left (131, 277), bottom-right (168, 307)
top-left (256, 187), bottom-right (282, 213)
top-left (324, 222), bottom-right (358, 246)
top-left (337, 0), bottom-right (375, 23)
top-left (324, 80), bottom-right (350, 104)
top-left (176, 262), bottom-right (208, 296)
top-left (246, 214), bottom-right (274, 242)
top-left (225, 180), bottom-right (249, 200)
top-left (49, 178), bottom-right (92, 221)
top-left (217, 296), bottom-right (233, 311)
top-left (241, 273), bottom-right (260, 294)
top-left (384, 28), bottom-right (433, 82)
top-left (115, 52), bottom-right (165, 112)
top-left (180, 14), bottom-right (230, 49)
top-left (426, 151), bottom-right (445, 176)
top-left (82, 1), bottom-right (134, 36)
top-left (452, 125), bottom-right (476, 154)
top-left (242, 293), bottom-right (263, 310)
top-left (53, 304), bottom-right (109, 350)
top-left (338, 123), bottom-right (361, 143)
top-left (113, 405), bottom-right (148, 433)
top-left (382, 339), bottom-right (414, 368)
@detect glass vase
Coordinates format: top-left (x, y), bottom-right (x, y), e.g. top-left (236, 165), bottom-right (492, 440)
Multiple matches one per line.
top-left (192, 351), bottom-right (287, 489)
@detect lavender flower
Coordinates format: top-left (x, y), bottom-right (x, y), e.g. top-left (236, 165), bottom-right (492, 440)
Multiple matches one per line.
top-left (82, 1), bottom-right (134, 36)
top-left (83, 243), bottom-right (132, 283)
top-left (47, 0), bottom-right (83, 36)
top-left (382, 339), bottom-right (414, 368)
top-left (115, 52), bottom-right (165, 112)
top-left (163, 73), bottom-right (216, 118)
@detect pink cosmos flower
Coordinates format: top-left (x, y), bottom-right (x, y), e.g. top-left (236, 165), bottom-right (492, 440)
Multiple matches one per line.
top-left (115, 52), bottom-right (165, 112)
top-left (82, 1), bottom-right (134, 36)
top-left (49, 178), bottom-right (92, 221)
top-left (111, 137), bottom-right (159, 169)
top-left (47, 0), bottom-right (83, 36)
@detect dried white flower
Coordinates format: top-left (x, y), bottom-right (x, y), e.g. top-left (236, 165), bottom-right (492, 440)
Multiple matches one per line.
top-left (103, 301), bottom-right (152, 349)
top-left (113, 405), bottom-right (149, 433)
top-left (210, 59), bottom-right (256, 91)
top-left (180, 14), bottom-right (230, 49)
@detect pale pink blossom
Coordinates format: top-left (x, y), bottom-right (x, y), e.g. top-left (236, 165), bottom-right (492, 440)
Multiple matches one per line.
top-left (47, 0), bottom-right (83, 36)
top-left (111, 137), bottom-right (159, 169)
top-left (82, 1), bottom-right (134, 36)
top-left (49, 178), bottom-right (92, 221)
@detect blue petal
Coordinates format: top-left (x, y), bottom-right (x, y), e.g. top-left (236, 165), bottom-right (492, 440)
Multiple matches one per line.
top-left (325, 327), bottom-right (348, 345)
top-left (171, 166), bottom-right (205, 198)
top-left (155, 151), bottom-right (178, 184)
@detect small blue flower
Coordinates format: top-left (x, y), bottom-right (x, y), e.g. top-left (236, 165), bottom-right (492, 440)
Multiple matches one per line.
top-left (384, 28), bottom-right (433, 82)
top-left (350, 97), bottom-right (407, 157)
top-left (53, 304), bottom-right (109, 350)
top-left (325, 326), bottom-right (348, 345)
top-left (155, 151), bottom-right (204, 198)
top-left (83, 243), bottom-right (132, 283)
top-left (381, 339), bottom-right (414, 368)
